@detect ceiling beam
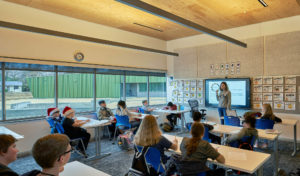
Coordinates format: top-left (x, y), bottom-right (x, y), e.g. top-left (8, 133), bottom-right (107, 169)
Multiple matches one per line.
top-left (0, 20), bottom-right (179, 56)
top-left (116, 0), bottom-right (247, 48)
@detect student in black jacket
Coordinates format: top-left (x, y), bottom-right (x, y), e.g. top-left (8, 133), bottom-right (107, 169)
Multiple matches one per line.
top-left (0, 134), bottom-right (19, 176)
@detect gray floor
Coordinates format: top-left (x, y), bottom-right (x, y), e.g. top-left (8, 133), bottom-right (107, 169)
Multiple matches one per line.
top-left (9, 132), bottom-right (300, 176)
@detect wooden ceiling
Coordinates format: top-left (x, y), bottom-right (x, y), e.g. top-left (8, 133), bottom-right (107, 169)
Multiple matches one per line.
top-left (5, 0), bottom-right (300, 40)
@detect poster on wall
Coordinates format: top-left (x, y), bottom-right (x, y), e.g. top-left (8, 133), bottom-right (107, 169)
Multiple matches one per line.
top-left (199, 99), bottom-right (204, 105)
top-left (263, 85), bottom-right (272, 93)
top-left (215, 64), bottom-right (219, 75)
top-left (263, 93), bottom-right (273, 101)
top-left (184, 92), bottom-right (190, 98)
top-left (253, 102), bottom-right (262, 109)
top-left (190, 86), bottom-right (196, 92)
top-left (172, 90), bottom-right (178, 97)
top-left (178, 97), bottom-right (183, 104)
top-left (253, 93), bottom-right (262, 101)
top-left (190, 80), bottom-right (197, 86)
top-left (253, 77), bottom-right (263, 85)
top-left (273, 85), bottom-right (283, 93)
top-left (190, 93), bottom-right (196, 98)
top-left (253, 85), bottom-right (262, 92)
top-left (177, 91), bottom-right (183, 98)
top-left (184, 80), bottom-right (190, 87)
top-left (197, 87), bottom-right (203, 92)
top-left (263, 77), bottom-right (272, 85)
top-left (285, 93), bottom-right (296, 101)
top-left (210, 64), bottom-right (215, 75)
top-left (273, 93), bottom-right (283, 101)
top-left (230, 63), bottom-right (235, 75)
top-left (184, 86), bottom-right (190, 92)
top-left (273, 76), bottom-right (284, 84)
top-left (171, 97), bottom-right (178, 103)
top-left (225, 64), bottom-right (229, 75)
top-left (197, 80), bottom-right (203, 86)
top-left (177, 80), bottom-right (184, 88)
top-left (285, 76), bottom-right (296, 84)
top-left (183, 98), bottom-right (189, 104)
top-left (197, 92), bottom-right (203, 98)
top-left (236, 62), bottom-right (241, 74)
top-left (274, 101), bottom-right (284, 110)
top-left (285, 85), bottom-right (296, 93)
top-left (285, 102), bottom-right (296, 111)
top-left (220, 64), bottom-right (225, 75)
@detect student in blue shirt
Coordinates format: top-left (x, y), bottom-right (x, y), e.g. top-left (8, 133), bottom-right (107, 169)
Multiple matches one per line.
top-left (140, 100), bottom-right (154, 114)
top-left (46, 108), bottom-right (64, 134)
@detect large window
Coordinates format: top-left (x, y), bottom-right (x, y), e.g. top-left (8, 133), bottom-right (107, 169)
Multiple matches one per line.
top-left (0, 66), bottom-right (2, 120)
top-left (5, 70), bottom-right (55, 120)
top-left (125, 75), bottom-right (148, 108)
top-left (58, 73), bottom-right (94, 113)
top-left (149, 76), bottom-right (167, 105)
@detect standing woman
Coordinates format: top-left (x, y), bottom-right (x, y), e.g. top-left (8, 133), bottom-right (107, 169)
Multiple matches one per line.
top-left (216, 82), bottom-right (231, 124)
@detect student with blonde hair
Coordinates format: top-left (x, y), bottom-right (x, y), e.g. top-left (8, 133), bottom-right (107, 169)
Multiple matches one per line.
top-left (134, 115), bottom-right (178, 164)
top-left (261, 104), bottom-right (282, 123)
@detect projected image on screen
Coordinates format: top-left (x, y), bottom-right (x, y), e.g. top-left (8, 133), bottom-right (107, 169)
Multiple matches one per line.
top-left (205, 79), bottom-right (250, 108)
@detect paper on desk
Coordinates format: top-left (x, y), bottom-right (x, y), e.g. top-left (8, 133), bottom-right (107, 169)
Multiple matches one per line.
top-left (228, 152), bottom-right (247, 161)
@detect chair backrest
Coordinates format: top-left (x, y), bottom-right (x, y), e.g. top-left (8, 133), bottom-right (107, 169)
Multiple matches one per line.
top-left (255, 118), bottom-right (274, 129)
top-left (197, 172), bottom-right (207, 176)
top-left (241, 135), bottom-right (256, 147)
top-left (90, 112), bottom-right (98, 120)
top-left (136, 146), bottom-right (165, 174)
top-left (138, 107), bottom-right (145, 114)
top-left (224, 116), bottom-right (241, 127)
top-left (188, 99), bottom-right (199, 111)
top-left (203, 126), bottom-right (211, 143)
top-left (46, 117), bottom-right (64, 134)
top-left (115, 115), bottom-right (131, 128)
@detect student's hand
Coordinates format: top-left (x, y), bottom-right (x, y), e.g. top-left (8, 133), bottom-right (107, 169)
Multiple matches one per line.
top-left (173, 137), bottom-right (178, 144)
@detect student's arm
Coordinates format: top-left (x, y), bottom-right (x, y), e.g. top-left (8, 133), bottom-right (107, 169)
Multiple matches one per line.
top-left (226, 128), bottom-right (246, 144)
top-left (216, 154), bottom-right (225, 164)
top-left (170, 137), bottom-right (178, 151)
top-left (216, 90), bottom-right (220, 101)
top-left (205, 143), bottom-right (225, 164)
top-left (227, 91), bottom-right (231, 110)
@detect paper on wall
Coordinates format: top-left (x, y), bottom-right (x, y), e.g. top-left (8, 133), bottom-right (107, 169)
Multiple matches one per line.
top-left (197, 92), bottom-right (203, 98)
top-left (210, 64), bottom-right (215, 75)
top-left (190, 86), bottom-right (196, 92)
top-left (183, 98), bottom-right (189, 104)
top-left (285, 76), bottom-right (296, 84)
top-left (253, 77), bottom-right (263, 85)
top-left (285, 102), bottom-right (295, 111)
top-left (253, 102), bottom-right (262, 109)
top-left (171, 97), bottom-right (178, 103)
top-left (263, 77), bottom-right (273, 84)
top-left (184, 92), bottom-right (190, 98)
top-left (236, 62), bottom-right (241, 74)
top-left (253, 85), bottom-right (262, 92)
top-left (263, 93), bottom-right (272, 101)
top-left (197, 87), bottom-right (203, 92)
top-left (177, 91), bottom-right (183, 98)
top-left (190, 80), bottom-right (197, 86)
top-left (190, 93), bottom-right (196, 98)
top-left (274, 101), bottom-right (284, 110)
top-left (273, 85), bottom-right (283, 93)
top-left (285, 93), bottom-right (296, 101)
top-left (230, 62), bottom-right (235, 75)
top-left (184, 86), bottom-right (190, 92)
top-left (273, 76), bottom-right (284, 84)
top-left (220, 63), bottom-right (225, 75)
top-left (285, 85), bottom-right (296, 93)
top-left (172, 90), bottom-right (178, 97)
top-left (273, 93), bottom-right (283, 101)
top-left (178, 97), bottom-right (183, 104)
top-left (253, 93), bottom-right (262, 101)
top-left (263, 85), bottom-right (272, 93)
top-left (225, 64), bottom-right (229, 75)
top-left (197, 80), bottom-right (203, 87)
top-left (184, 80), bottom-right (190, 87)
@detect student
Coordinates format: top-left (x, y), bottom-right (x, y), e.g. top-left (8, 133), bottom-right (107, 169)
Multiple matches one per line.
top-left (98, 100), bottom-right (116, 137)
top-left (46, 108), bottom-right (64, 134)
top-left (116, 100), bottom-right (141, 133)
top-left (163, 102), bottom-right (179, 127)
top-left (180, 122), bottom-right (225, 176)
top-left (140, 100), bottom-right (154, 114)
top-left (22, 134), bottom-right (71, 176)
top-left (62, 106), bottom-right (90, 155)
top-left (216, 82), bottom-right (231, 124)
top-left (0, 134), bottom-right (19, 176)
top-left (134, 115), bottom-right (178, 164)
top-left (261, 104), bottom-right (282, 123)
top-left (225, 114), bottom-right (258, 146)
top-left (192, 112), bottom-right (221, 144)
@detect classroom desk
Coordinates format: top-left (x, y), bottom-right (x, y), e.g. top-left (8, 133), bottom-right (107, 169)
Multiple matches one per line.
top-left (60, 161), bottom-right (111, 176)
top-left (210, 124), bottom-right (280, 176)
top-left (278, 119), bottom-right (299, 156)
top-left (131, 112), bottom-right (159, 120)
top-left (164, 134), bottom-right (271, 176)
top-left (77, 117), bottom-right (111, 161)
top-left (0, 126), bottom-right (24, 139)
top-left (154, 109), bottom-right (190, 133)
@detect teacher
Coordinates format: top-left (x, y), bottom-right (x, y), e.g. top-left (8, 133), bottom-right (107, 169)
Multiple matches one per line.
top-left (216, 82), bottom-right (231, 124)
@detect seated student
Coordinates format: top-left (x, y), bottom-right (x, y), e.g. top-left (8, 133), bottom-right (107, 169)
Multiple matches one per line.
top-left (191, 112), bottom-right (221, 144)
top-left (22, 134), bottom-right (71, 176)
top-left (180, 122), bottom-right (225, 176)
top-left (116, 100), bottom-right (141, 134)
top-left (62, 106), bottom-right (90, 155)
top-left (140, 100), bottom-right (154, 114)
top-left (98, 100), bottom-right (116, 136)
top-left (134, 115), bottom-right (178, 164)
top-left (225, 114), bottom-right (258, 147)
top-left (163, 102), bottom-right (179, 127)
top-left (46, 108), bottom-right (64, 134)
top-left (0, 135), bottom-right (19, 176)
top-left (260, 104), bottom-right (282, 123)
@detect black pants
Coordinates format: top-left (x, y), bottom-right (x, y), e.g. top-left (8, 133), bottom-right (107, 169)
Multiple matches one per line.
top-left (166, 114), bottom-right (178, 126)
top-left (209, 133), bottom-right (222, 144)
top-left (72, 131), bottom-right (91, 152)
top-left (206, 168), bottom-right (225, 176)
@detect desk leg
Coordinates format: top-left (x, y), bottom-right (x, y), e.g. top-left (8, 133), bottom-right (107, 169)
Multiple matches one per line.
top-left (87, 126), bottom-right (111, 161)
top-left (292, 124), bottom-right (298, 157)
top-left (257, 166), bottom-right (263, 176)
top-left (177, 112), bottom-right (187, 134)
top-left (273, 137), bottom-right (279, 176)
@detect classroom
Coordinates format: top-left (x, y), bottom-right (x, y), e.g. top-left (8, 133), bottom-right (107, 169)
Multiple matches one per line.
top-left (0, 0), bottom-right (300, 176)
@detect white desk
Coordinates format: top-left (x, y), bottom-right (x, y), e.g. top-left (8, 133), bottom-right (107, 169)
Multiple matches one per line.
top-left (131, 112), bottom-right (159, 120)
top-left (77, 117), bottom-right (111, 160)
top-left (0, 126), bottom-right (24, 139)
top-left (210, 123), bottom-right (279, 176)
top-left (154, 109), bottom-right (190, 133)
top-left (164, 134), bottom-right (271, 176)
top-left (60, 161), bottom-right (110, 176)
top-left (277, 119), bottom-right (299, 156)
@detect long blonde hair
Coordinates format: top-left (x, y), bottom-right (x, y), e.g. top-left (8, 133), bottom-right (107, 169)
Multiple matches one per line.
top-left (262, 104), bottom-right (275, 121)
top-left (134, 115), bottom-right (162, 146)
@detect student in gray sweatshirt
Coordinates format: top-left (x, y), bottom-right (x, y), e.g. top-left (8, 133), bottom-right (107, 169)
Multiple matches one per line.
top-left (216, 82), bottom-right (231, 124)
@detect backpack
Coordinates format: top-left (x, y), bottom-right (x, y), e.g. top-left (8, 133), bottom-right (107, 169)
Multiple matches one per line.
top-left (117, 131), bottom-right (134, 150)
top-left (160, 122), bottom-right (174, 132)
top-left (127, 146), bottom-right (158, 176)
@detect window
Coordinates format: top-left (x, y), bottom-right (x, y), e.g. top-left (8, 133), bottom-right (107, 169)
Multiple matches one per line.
top-left (5, 70), bottom-right (55, 120)
top-left (58, 72), bottom-right (94, 113)
top-left (96, 74), bottom-right (122, 110)
top-left (125, 75), bottom-right (148, 108)
top-left (0, 66), bottom-right (2, 120)
top-left (149, 76), bottom-right (167, 105)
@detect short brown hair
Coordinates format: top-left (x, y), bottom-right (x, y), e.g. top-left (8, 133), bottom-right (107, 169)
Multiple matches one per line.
top-left (244, 114), bottom-right (256, 128)
top-left (32, 134), bottom-right (70, 169)
top-left (0, 134), bottom-right (17, 153)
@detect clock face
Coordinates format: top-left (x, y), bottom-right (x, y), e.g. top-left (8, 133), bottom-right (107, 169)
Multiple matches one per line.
top-left (74, 52), bottom-right (84, 62)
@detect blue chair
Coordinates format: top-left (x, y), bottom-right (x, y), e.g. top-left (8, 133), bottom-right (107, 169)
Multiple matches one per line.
top-left (138, 107), bottom-right (145, 114)
top-left (255, 118), bottom-right (274, 129)
top-left (186, 123), bottom-right (211, 143)
top-left (197, 172), bottom-right (206, 176)
top-left (89, 112), bottom-right (98, 120)
top-left (113, 115), bottom-right (131, 143)
top-left (136, 146), bottom-right (165, 174)
top-left (224, 116), bottom-right (241, 127)
top-left (46, 117), bottom-right (65, 134)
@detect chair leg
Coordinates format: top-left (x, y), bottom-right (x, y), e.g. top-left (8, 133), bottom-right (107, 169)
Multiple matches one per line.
top-left (79, 138), bottom-right (87, 158)
top-left (106, 126), bottom-right (111, 140)
top-left (112, 126), bottom-right (118, 144)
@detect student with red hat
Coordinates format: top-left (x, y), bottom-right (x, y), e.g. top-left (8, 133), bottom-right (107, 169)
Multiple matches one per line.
top-left (62, 106), bottom-right (90, 156)
top-left (46, 108), bottom-right (64, 134)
